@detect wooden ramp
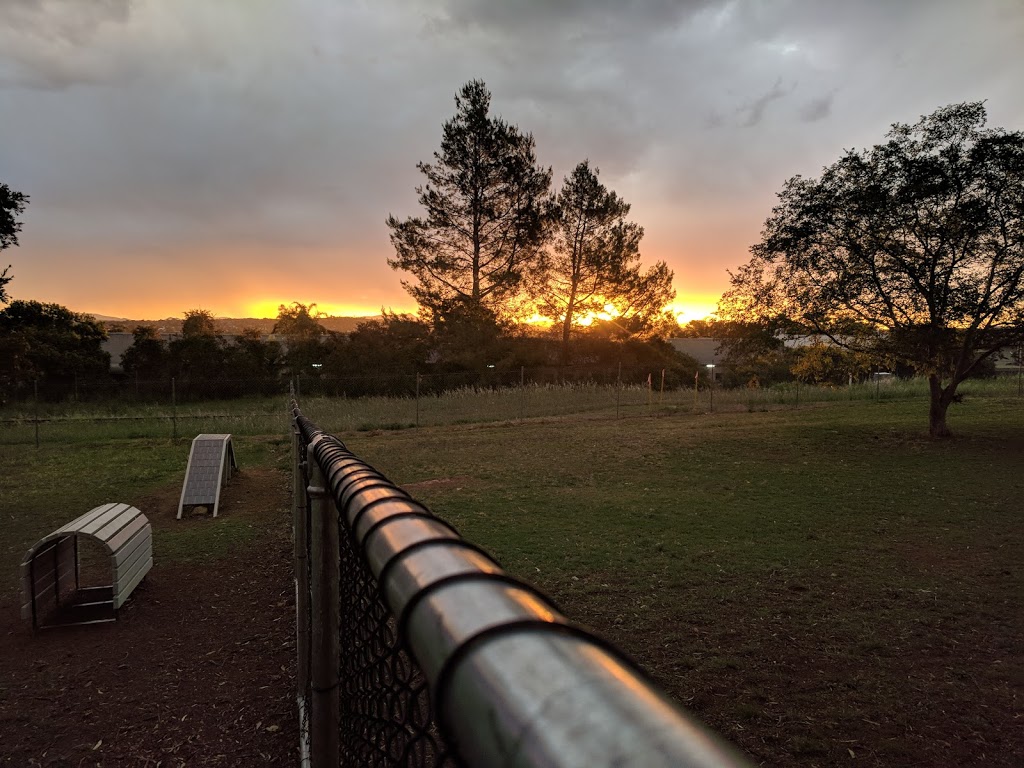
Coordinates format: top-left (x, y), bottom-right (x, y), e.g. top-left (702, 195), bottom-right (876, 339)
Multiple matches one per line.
top-left (177, 433), bottom-right (238, 519)
top-left (21, 502), bottom-right (153, 629)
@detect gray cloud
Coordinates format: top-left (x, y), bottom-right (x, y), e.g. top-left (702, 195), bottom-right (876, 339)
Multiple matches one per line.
top-left (740, 77), bottom-right (791, 127)
top-left (799, 92), bottom-right (835, 123)
top-left (0, 0), bottom-right (132, 89)
top-left (0, 0), bottom-right (1022, 316)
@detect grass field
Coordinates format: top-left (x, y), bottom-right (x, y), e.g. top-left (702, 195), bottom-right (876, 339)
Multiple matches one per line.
top-left (1, 374), bottom-right (1019, 445)
top-left (1, 391), bottom-right (1022, 766)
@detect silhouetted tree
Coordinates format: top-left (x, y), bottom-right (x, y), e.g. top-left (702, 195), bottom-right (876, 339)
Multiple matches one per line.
top-left (431, 298), bottom-right (504, 370)
top-left (230, 327), bottom-right (281, 379)
top-left (121, 325), bottom-right (169, 379)
top-left (274, 302), bottom-right (327, 374)
top-left (181, 308), bottom-right (217, 338)
top-left (170, 308), bottom-right (225, 382)
top-left (273, 302), bottom-right (326, 340)
top-left (1, 182), bottom-right (29, 304)
top-left (387, 80), bottom-right (553, 316)
top-left (723, 102), bottom-right (1024, 437)
top-left (0, 300), bottom-right (109, 400)
top-left (538, 161), bottom-right (654, 361)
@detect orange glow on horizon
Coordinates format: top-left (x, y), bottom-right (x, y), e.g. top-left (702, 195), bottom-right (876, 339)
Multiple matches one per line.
top-left (243, 299), bottom-right (721, 325)
top-left (243, 299), bottom-right (410, 319)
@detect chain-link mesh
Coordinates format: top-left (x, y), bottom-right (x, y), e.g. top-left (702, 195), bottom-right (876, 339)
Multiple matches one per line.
top-left (298, 437), bottom-right (313, 761)
top-left (293, 419), bottom-right (458, 767)
top-left (336, 516), bottom-right (457, 767)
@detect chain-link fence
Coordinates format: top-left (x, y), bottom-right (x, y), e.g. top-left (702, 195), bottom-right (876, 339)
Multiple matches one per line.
top-left (290, 403), bottom-right (751, 768)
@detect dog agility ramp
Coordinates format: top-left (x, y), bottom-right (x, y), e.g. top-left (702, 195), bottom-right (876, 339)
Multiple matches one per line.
top-left (177, 434), bottom-right (238, 519)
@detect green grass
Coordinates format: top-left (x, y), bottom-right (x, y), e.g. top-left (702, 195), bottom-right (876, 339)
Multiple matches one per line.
top-left (1, 390), bottom-right (1021, 765)
top-left (335, 395), bottom-right (1024, 766)
top-left (0, 434), bottom-right (292, 595)
top-left (3, 376), bottom-right (1019, 445)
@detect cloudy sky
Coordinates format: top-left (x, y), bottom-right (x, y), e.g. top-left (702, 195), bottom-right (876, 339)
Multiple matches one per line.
top-left (1, 0), bottom-right (1021, 321)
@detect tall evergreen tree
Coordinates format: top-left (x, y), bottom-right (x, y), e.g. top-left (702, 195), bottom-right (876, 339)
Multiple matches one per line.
top-left (539, 161), bottom-right (667, 360)
top-left (387, 80), bottom-right (553, 317)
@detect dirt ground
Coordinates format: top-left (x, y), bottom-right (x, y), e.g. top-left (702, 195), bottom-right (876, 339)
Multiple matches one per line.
top-left (0, 468), bottom-right (298, 767)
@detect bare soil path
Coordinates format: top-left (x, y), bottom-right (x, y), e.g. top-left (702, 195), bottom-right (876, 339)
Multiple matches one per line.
top-left (0, 468), bottom-right (297, 767)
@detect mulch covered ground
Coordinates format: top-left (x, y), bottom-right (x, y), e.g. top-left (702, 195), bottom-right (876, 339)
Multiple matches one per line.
top-left (0, 469), bottom-right (298, 767)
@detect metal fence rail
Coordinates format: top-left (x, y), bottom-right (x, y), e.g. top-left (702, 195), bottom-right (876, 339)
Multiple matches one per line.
top-left (291, 402), bottom-right (752, 768)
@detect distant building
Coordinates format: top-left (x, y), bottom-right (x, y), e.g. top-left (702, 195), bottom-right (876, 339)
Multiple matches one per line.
top-left (669, 337), bottom-right (724, 381)
top-left (102, 332), bottom-right (177, 373)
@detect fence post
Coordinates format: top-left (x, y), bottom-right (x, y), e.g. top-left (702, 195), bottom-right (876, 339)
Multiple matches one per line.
top-left (308, 448), bottom-right (339, 768)
top-left (1017, 344), bottom-right (1022, 397)
top-left (660, 368), bottom-right (665, 405)
top-left (293, 421), bottom-right (312, 764)
top-left (694, 371), bottom-right (699, 411)
top-left (415, 372), bottom-right (421, 427)
top-left (33, 379), bottom-right (40, 449)
top-left (171, 378), bottom-right (177, 440)
top-left (795, 380), bottom-right (800, 408)
top-left (520, 365), bottom-right (525, 420)
top-left (616, 362), bottom-right (622, 419)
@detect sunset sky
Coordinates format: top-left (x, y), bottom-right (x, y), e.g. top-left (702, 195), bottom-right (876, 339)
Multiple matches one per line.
top-left (1, 0), bottom-right (1021, 322)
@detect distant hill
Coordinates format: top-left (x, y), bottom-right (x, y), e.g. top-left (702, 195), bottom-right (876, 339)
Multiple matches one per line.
top-left (90, 315), bottom-right (379, 334)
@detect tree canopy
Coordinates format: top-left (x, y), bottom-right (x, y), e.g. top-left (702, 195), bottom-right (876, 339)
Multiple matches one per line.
top-left (387, 80), bottom-right (553, 315)
top-left (1, 182), bottom-right (29, 304)
top-left (722, 102), bottom-right (1024, 437)
top-left (0, 300), bottom-right (109, 400)
top-left (273, 302), bottom-right (326, 340)
top-left (538, 161), bottom-right (649, 360)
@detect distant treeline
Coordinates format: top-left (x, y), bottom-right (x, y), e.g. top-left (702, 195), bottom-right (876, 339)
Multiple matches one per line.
top-left (0, 302), bottom-right (702, 404)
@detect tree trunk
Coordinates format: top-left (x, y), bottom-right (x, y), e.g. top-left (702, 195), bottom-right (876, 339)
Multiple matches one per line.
top-left (560, 292), bottom-right (577, 366)
top-left (928, 374), bottom-right (954, 439)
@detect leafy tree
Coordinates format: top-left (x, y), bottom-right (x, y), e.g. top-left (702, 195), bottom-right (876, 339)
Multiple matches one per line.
top-left (120, 325), bottom-right (169, 379)
top-left (274, 302), bottom-right (327, 374)
top-left (1, 182), bottom-right (29, 304)
top-left (603, 260), bottom-right (678, 339)
top-left (181, 308), bottom-right (217, 338)
top-left (0, 300), bottom-right (109, 400)
top-left (387, 80), bottom-right (553, 315)
top-left (431, 298), bottom-right (507, 371)
top-left (323, 312), bottom-right (432, 395)
top-left (538, 161), bottom-right (649, 361)
top-left (723, 102), bottom-right (1024, 437)
top-left (229, 327), bottom-right (281, 379)
top-left (170, 308), bottom-right (225, 381)
top-left (791, 341), bottom-right (873, 386)
top-left (273, 302), bottom-right (326, 340)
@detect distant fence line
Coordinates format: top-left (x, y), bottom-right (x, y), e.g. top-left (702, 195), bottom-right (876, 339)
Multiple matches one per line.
top-left (2, 371), bottom-right (1020, 447)
top-left (290, 401), bottom-right (752, 768)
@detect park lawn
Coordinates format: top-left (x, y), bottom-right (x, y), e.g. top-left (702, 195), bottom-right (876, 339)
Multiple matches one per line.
top-left (340, 396), bottom-right (1024, 767)
top-left (0, 434), bottom-right (292, 596)
top-left (1, 393), bottom-right (1020, 766)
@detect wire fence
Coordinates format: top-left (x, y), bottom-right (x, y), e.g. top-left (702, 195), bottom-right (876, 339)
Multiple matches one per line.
top-left (290, 402), bottom-right (751, 768)
top-left (1, 368), bottom-right (1020, 446)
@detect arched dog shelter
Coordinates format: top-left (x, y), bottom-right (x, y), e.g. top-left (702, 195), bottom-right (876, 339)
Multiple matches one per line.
top-left (21, 503), bottom-right (153, 629)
